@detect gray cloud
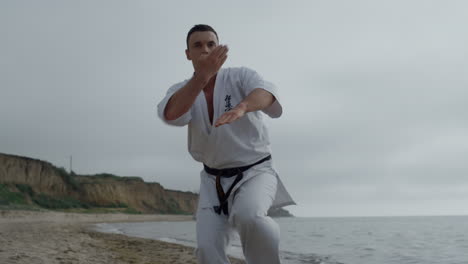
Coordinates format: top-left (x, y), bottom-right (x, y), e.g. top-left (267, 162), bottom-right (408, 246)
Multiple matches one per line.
top-left (1, 0), bottom-right (468, 217)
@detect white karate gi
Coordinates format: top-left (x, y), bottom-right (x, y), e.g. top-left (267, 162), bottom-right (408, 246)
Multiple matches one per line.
top-left (158, 67), bottom-right (295, 264)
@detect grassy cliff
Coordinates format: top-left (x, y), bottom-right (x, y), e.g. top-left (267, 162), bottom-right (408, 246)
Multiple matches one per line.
top-left (0, 153), bottom-right (197, 214)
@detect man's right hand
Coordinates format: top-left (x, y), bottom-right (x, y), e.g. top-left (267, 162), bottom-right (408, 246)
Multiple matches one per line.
top-left (164, 45), bottom-right (228, 121)
top-left (194, 45), bottom-right (229, 81)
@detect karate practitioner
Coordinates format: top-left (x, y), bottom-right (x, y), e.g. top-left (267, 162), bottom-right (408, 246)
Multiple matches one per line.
top-left (158, 24), bottom-right (294, 264)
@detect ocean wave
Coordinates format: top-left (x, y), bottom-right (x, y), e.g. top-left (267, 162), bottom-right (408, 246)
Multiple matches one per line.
top-left (93, 223), bottom-right (124, 235)
top-left (281, 250), bottom-right (345, 264)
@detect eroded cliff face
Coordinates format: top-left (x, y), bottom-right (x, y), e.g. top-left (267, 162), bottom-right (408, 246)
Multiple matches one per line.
top-left (0, 153), bottom-right (198, 214)
top-left (0, 153), bottom-right (70, 196)
top-left (75, 176), bottom-right (198, 214)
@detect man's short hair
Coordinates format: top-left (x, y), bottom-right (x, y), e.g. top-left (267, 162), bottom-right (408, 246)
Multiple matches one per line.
top-left (186, 24), bottom-right (219, 49)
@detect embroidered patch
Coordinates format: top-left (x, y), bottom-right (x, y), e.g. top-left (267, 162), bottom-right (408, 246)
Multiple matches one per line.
top-left (224, 95), bottom-right (233, 112)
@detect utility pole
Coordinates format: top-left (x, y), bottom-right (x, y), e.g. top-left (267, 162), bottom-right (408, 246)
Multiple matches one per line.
top-left (69, 155), bottom-right (73, 174)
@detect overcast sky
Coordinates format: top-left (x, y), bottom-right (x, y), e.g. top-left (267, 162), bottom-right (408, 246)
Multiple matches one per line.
top-left (1, 1), bottom-right (467, 217)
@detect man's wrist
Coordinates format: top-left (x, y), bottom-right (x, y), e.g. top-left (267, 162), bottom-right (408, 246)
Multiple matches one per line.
top-left (192, 72), bottom-right (211, 87)
top-left (194, 71), bottom-right (212, 81)
top-left (235, 102), bottom-right (248, 114)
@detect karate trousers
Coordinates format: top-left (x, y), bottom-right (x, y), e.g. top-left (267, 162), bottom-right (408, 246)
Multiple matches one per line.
top-left (195, 172), bottom-right (281, 264)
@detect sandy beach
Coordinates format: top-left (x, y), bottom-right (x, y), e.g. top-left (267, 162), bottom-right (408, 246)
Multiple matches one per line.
top-left (0, 210), bottom-right (244, 264)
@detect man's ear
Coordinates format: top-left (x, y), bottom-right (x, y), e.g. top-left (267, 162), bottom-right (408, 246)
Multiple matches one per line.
top-left (185, 49), bottom-right (191, 60)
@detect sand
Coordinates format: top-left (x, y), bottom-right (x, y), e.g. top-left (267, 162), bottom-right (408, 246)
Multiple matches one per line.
top-left (0, 210), bottom-right (244, 264)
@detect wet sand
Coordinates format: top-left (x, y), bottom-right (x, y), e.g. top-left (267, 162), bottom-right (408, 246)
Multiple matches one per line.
top-left (0, 210), bottom-right (244, 264)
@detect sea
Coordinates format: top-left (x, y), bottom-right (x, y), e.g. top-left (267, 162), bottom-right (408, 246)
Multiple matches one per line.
top-left (94, 215), bottom-right (468, 264)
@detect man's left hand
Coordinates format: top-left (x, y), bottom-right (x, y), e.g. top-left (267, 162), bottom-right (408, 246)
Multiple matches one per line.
top-left (215, 102), bottom-right (248, 127)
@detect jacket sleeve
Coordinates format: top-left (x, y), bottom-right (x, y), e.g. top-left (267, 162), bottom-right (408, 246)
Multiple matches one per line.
top-left (157, 82), bottom-right (192, 126)
top-left (240, 67), bottom-right (283, 118)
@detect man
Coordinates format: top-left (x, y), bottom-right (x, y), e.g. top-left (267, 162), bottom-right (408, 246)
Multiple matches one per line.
top-left (158, 24), bottom-right (294, 264)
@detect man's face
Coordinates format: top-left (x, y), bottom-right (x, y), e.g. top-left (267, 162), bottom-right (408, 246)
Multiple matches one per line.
top-left (185, 31), bottom-right (219, 66)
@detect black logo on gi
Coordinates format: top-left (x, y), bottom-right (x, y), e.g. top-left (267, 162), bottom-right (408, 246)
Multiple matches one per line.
top-left (224, 95), bottom-right (233, 112)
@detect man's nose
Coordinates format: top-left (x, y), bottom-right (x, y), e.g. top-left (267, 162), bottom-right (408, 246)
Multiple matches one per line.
top-left (201, 45), bottom-right (210, 54)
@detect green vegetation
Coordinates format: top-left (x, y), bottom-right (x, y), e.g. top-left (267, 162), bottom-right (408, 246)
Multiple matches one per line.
top-left (165, 197), bottom-right (186, 215)
top-left (59, 207), bottom-right (141, 214)
top-left (15, 184), bottom-right (34, 196)
top-left (0, 184), bottom-right (28, 205)
top-left (6, 183), bottom-right (142, 213)
top-left (122, 208), bottom-right (142, 214)
top-left (32, 194), bottom-right (85, 209)
top-left (0, 183), bottom-right (151, 214)
top-left (86, 201), bottom-right (129, 209)
top-left (90, 173), bottom-right (143, 182)
top-left (0, 182), bottom-right (193, 215)
top-left (56, 167), bottom-right (82, 191)
top-left (0, 204), bottom-right (41, 211)
top-left (1, 183), bottom-right (85, 210)
top-left (1, 156), bottom-right (194, 215)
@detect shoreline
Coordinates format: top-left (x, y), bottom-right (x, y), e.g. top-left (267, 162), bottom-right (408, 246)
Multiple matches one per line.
top-left (0, 210), bottom-right (244, 264)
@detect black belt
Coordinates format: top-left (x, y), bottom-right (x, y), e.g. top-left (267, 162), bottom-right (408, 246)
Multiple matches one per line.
top-left (203, 155), bottom-right (272, 215)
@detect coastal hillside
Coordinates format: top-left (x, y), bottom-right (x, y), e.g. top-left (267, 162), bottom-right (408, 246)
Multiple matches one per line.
top-left (0, 152), bottom-right (292, 217)
top-left (0, 153), bottom-right (197, 214)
